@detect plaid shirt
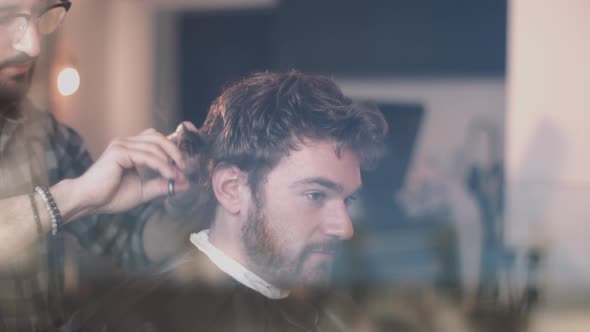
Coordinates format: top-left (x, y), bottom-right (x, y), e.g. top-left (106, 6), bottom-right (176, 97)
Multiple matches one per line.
top-left (0, 103), bottom-right (152, 331)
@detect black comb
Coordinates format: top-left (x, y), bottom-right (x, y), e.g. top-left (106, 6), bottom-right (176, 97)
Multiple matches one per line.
top-left (178, 123), bottom-right (208, 158)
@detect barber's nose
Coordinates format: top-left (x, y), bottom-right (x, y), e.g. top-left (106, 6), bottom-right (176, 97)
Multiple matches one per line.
top-left (322, 202), bottom-right (354, 240)
top-left (14, 24), bottom-right (40, 58)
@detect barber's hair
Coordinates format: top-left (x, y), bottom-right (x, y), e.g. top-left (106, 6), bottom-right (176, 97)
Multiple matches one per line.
top-left (199, 70), bottom-right (387, 197)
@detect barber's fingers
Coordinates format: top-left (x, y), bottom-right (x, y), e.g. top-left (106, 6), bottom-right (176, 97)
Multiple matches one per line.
top-left (126, 147), bottom-right (182, 180)
top-left (141, 177), bottom-right (190, 203)
top-left (120, 139), bottom-right (174, 168)
top-left (106, 141), bottom-right (185, 180)
top-left (169, 121), bottom-right (200, 144)
top-left (137, 128), bottom-right (186, 169)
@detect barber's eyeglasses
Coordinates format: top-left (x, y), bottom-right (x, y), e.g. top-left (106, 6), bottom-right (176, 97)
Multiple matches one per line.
top-left (0, 1), bottom-right (71, 46)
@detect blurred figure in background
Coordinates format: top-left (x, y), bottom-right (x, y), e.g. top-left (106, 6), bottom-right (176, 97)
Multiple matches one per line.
top-left (0, 0), bottom-right (201, 330)
top-left (397, 155), bottom-right (483, 308)
top-left (463, 121), bottom-right (504, 297)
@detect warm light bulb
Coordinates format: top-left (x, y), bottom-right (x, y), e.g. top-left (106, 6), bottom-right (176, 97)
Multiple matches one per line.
top-left (57, 67), bottom-right (80, 96)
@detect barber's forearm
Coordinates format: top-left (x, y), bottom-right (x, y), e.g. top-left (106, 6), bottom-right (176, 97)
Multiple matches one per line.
top-left (142, 210), bottom-right (185, 264)
top-left (36, 177), bottom-right (95, 233)
top-left (0, 178), bottom-right (93, 267)
top-left (142, 190), bottom-right (211, 264)
top-left (142, 203), bottom-right (206, 264)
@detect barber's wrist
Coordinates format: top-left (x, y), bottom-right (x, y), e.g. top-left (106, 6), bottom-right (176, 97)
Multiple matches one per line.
top-left (49, 178), bottom-right (93, 224)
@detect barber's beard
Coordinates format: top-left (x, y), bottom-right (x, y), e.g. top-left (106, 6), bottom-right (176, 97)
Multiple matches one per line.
top-left (0, 79), bottom-right (29, 115)
top-left (241, 200), bottom-right (339, 289)
top-left (0, 57), bottom-right (35, 117)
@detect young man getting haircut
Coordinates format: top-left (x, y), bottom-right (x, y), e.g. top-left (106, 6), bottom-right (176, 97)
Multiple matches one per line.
top-left (85, 71), bottom-right (388, 332)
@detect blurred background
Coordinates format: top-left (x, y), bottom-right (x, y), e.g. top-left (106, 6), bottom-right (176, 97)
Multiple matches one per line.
top-left (29, 0), bottom-right (590, 331)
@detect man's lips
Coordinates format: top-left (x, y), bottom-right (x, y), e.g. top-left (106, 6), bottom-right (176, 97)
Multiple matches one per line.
top-left (310, 249), bottom-right (336, 255)
top-left (303, 240), bottom-right (342, 260)
top-left (308, 247), bottom-right (340, 258)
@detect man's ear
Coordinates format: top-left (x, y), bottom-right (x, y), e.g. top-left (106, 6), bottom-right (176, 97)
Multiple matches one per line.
top-left (211, 164), bottom-right (247, 215)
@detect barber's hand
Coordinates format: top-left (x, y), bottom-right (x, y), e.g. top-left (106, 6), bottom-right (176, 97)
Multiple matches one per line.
top-left (164, 121), bottom-right (207, 216)
top-left (74, 128), bottom-right (190, 215)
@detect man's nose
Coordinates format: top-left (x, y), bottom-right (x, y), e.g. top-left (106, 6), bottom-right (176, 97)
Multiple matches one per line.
top-left (322, 201), bottom-right (354, 240)
top-left (14, 23), bottom-right (40, 58)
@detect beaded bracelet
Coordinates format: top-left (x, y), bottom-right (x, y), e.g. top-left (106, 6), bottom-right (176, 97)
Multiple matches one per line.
top-left (34, 186), bottom-right (63, 236)
top-left (28, 193), bottom-right (43, 235)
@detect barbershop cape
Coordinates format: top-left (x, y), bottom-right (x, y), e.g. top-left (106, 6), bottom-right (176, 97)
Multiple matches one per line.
top-left (76, 238), bottom-right (365, 332)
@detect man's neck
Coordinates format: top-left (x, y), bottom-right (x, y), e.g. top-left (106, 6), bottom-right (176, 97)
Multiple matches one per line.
top-left (191, 229), bottom-right (290, 299)
top-left (208, 221), bottom-right (249, 270)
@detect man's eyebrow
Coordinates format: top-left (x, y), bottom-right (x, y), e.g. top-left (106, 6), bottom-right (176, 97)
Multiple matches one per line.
top-left (291, 177), bottom-right (344, 192)
top-left (293, 176), bottom-right (362, 194)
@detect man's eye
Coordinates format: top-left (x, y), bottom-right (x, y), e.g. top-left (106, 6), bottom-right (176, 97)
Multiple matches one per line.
top-left (344, 195), bottom-right (358, 207)
top-left (305, 192), bottom-right (326, 201)
top-left (0, 15), bottom-right (25, 29)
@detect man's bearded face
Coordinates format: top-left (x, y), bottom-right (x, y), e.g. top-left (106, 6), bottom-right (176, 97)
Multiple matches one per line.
top-left (0, 53), bottom-right (35, 105)
top-left (0, 0), bottom-right (44, 107)
top-left (240, 140), bottom-right (360, 288)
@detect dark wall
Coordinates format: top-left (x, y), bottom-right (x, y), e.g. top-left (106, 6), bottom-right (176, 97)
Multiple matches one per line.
top-left (177, 1), bottom-right (506, 124)
top-left (277, 0), bottom-right (507, 77)
top-left (178, 10), bottom-right (275, 127)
